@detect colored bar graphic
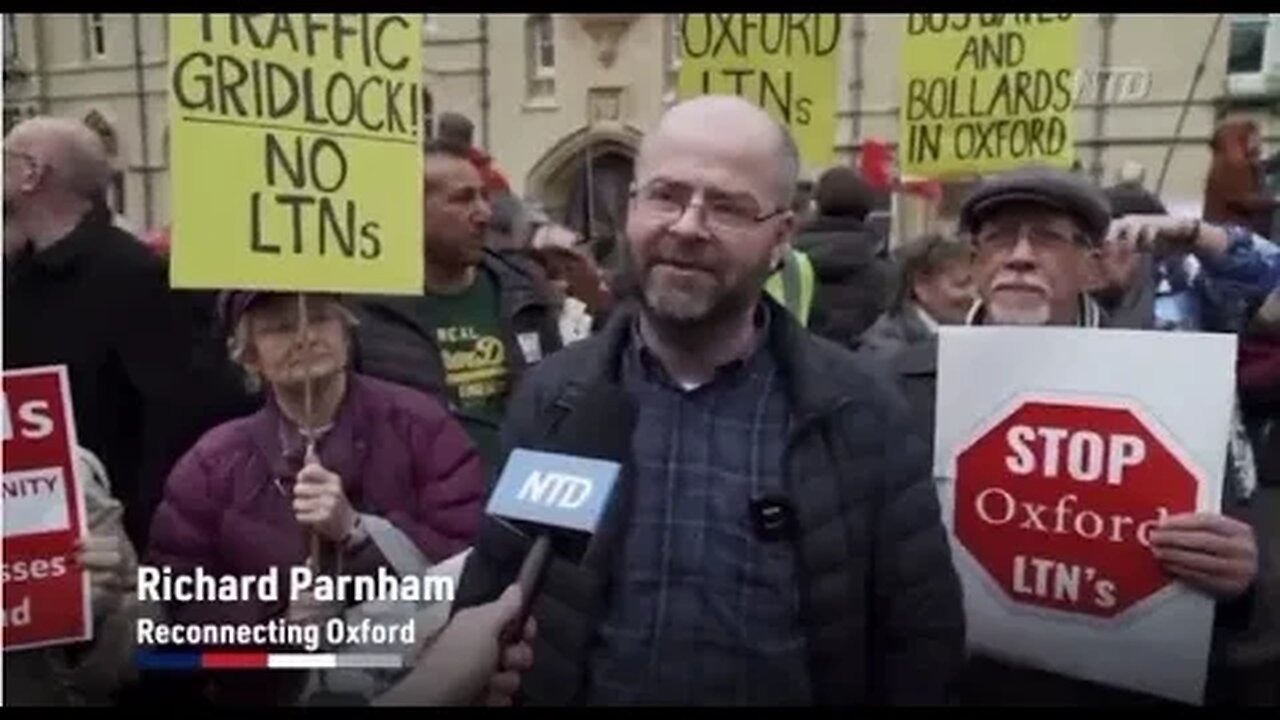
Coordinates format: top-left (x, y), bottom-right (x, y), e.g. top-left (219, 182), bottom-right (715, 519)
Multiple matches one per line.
top-left (203, 652), bottom-right (268, 669)
top-left (335, 654), bottom-right (403, 669)
top-left (135, 650), bottom-right (200, 670)
top-left (268, 654), bottom-right (337, 669)
top-left (136, 652), bottom-right (402, 670)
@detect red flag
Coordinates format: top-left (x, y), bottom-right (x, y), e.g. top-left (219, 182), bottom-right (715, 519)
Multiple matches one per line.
top-left (859, 139), bottom-right (894, 192)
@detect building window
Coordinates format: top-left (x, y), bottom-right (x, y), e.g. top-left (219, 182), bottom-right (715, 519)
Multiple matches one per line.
top-left (4, 14), bottom-right (17, 61)
top-left (83, 13), bottom-right (107, 59)
top-left (663, 15), bottom-right (682, 100)
top-left (525, 14), bottom-right (556, 99)
top-left (1225, 14), bottom-right (1278, 97)
top-left (1228, 15), bottom-right (1269, 75)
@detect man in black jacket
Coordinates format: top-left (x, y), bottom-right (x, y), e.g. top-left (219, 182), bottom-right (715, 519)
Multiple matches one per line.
top-left (792, 165), bottom-right (894, 343)
top-left (352, 140), bottom-right (563, 476)
top-left (450, 95), bottom-right (966, 706)
top-left (4, 116), bottom-right (252, 551)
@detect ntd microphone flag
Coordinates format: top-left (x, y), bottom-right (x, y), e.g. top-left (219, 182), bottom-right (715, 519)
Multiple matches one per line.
top-left (485, 449), bottom-right (620, 533)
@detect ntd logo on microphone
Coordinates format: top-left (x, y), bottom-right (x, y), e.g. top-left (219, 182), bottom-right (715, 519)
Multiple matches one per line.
top-left (517, 471), bottom-right (592, 509)
top-left (486, 449), bottom-right (621, 532)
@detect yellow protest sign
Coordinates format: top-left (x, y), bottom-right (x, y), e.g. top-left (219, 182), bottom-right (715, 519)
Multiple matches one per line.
top-left (168, 14), bottom-right (423, 294)
top-left (677, 14), bottom-right (840, 169)
top-left (900, 14), bottom-right (1079, 177)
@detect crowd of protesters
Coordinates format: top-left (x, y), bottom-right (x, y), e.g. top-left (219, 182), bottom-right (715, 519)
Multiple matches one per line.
top-left (3, 99), bottom-right (1278, 707)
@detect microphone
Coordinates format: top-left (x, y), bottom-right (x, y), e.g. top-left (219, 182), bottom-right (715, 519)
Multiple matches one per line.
top-left (485, 448), bottom-right (622, 643)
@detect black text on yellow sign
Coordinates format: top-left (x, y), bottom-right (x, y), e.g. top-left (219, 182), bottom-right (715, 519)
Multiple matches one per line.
top-left (250, 135), bottom-right (381, 261)
top-left (677, 14), bottom-right (840, 168)
top-left (168, 14), bottom-right (424, 295)
top-left (900, 14), bottom-right (1079, 177)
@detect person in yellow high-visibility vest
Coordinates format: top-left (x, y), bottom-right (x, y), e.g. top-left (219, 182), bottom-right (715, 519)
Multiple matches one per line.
top-left (764, 246), bottom-right (816, 327)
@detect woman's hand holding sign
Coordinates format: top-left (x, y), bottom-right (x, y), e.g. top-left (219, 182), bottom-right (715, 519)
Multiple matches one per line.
top-left (292, 462), bottom-right (357, 543)
top-left (1149, 513), bottom-right (1258, 599)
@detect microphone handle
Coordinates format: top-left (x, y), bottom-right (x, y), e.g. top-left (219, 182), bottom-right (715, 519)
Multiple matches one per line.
top-left (500, 534), bottom-right (551, 645)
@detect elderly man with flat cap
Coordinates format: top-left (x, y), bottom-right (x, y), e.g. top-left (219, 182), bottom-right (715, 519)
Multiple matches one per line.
top-left (884, 165), bottom-right (1261, 705)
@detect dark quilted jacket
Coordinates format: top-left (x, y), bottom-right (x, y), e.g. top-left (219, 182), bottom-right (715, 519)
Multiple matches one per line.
top-left (793, 214), bottom-right (894, 344)
top-left (450, 297), bottom-right (967, 705)
top-left (146, 373), bottom-right (486, 628)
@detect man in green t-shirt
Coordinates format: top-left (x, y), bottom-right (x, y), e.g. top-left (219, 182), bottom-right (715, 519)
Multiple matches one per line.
top-left (418, 270), bottom-right (509, 464)
top-left (353, 141), bottom-right (565, 475)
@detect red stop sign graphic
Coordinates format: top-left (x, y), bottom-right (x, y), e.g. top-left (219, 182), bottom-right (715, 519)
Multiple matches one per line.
top-left (954, 399), bottom-right (1198, 618)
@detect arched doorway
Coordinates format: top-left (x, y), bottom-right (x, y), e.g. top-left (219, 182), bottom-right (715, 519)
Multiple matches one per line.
top-left (525, 123), bottom-right (642, 267)
top-left (563, 149), bottom-right (633, 266)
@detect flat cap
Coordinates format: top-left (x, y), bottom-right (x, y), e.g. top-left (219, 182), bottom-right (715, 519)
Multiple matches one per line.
top-left (959, 165), bottom-right (1112, 245)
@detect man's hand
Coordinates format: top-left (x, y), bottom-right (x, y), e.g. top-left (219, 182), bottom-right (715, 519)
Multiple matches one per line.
top-left (1149, 512), bottom-right (1258, 599)
top-left (1107, 214), bottom-right (1230, 259)
top-left (292, 462), bottom-right (356, 543)
top-left (375, 583), bottom-right (537, 706)
top-left (70, 534), bottom-right (128, 616)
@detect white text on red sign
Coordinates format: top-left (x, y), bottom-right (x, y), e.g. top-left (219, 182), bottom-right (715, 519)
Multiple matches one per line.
top-left (1005, 424), bottom-right (1146, 486)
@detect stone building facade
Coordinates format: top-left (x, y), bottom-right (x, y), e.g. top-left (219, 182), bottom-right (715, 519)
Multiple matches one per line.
top-left (5, 13), bottom-right (1278, 242)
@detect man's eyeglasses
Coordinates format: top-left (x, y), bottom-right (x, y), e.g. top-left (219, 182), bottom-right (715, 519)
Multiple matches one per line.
top-left (974, 223), bottom-right (1088, 252)
top-left (631, 179), bottom-right (786, 234)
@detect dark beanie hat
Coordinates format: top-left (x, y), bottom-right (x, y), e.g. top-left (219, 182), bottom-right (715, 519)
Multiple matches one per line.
top-left (814, 166), bottom-right (874, 219)
top-left (217, 291), bottom-right (272, 335)
top-left (216, 291), bottom-right (345, 339)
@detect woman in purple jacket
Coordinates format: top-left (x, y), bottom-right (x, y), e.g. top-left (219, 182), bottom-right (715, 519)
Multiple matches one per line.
top-left (145, 291), bottom-right (487, 703)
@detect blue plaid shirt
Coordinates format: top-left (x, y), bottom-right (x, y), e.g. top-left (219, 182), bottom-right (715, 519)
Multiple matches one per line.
top-left (1155, 226), bottom-right (1280, 332)
top-left (585, 309), bottom-right (812, 705)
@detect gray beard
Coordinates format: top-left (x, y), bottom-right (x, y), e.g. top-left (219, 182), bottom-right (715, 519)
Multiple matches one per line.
top-left (624, 249), bottom-right (770, 338)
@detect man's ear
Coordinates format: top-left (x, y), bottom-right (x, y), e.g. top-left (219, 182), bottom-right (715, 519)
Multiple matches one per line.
top-left (1079, 247), bottom-right (1106, 293)
top-left (769, 244), bottom-right (785, 269)
top-left (770, 212), bottom-right (797, 268)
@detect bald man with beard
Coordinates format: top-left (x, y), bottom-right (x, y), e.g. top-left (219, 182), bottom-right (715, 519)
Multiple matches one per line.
top-left (4, 117), bottom-right (251, 557)
top-left (448, 96), bottom-right (965, 706)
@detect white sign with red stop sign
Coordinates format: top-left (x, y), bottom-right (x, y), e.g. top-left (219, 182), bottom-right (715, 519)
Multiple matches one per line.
top-left (934, 326), bottom-right (1236, 706)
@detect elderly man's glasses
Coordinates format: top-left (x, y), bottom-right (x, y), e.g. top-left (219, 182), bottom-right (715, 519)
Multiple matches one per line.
top-left (631, 179), bottom-right (786, 234)
top-left (974, 223), bottom-right (1087, 252)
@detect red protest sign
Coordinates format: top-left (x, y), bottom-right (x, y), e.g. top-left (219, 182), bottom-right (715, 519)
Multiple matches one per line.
top-left (2, 366), bottom-right (92, 651)
top-left (954, 398), bottom-right (1198, 618)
